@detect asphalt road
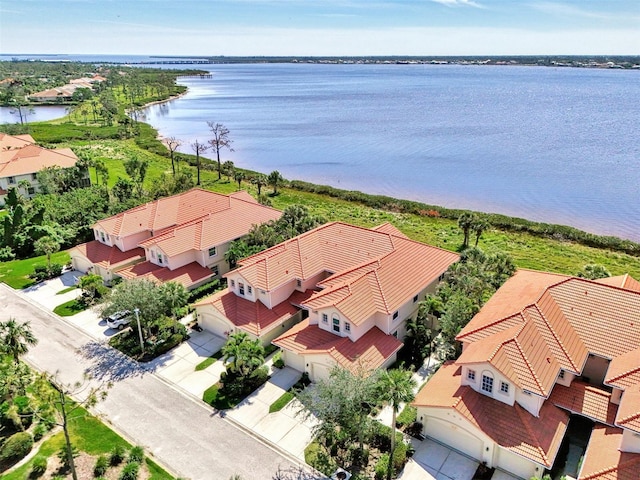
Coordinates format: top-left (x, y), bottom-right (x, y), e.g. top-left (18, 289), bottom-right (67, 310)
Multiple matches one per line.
top-left (1, 284), bottom-right (315, 480)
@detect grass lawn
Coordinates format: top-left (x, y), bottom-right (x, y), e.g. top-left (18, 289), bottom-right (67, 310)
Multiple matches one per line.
top-left (269, 391), bottom-right (294, 413)
top-left (53, 298), bottom-right (88, 316)
top-left (202, 383), bottom-right (236, 410)
top-left (0, 251), bottom-right (70, 289)
top-left (195, 350), bottom-right (223, 371)
top-left (2, 406), bottom-right (175, 480)
top-left (57, 285), bottom-right (78, 295)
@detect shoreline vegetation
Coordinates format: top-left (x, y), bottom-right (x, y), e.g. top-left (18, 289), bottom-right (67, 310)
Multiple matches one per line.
top-left (1, 62), bottom-right (640, 281)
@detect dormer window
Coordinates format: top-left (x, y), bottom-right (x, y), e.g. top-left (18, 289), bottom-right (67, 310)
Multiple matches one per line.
top-left (481, 375), bottom-right (493, 394)
top-left (157, 253), bottom-right (163, 265)
top-left (100, 232), bottom-right (105, 242)
top-left (467, 369), bottom-right (476, 381)
top-left (322, 314), bottom-right (328, 324)
top-left (239, 282), bottom-right (245, 295)
top-left (208, 247), bottom-right (217, 257)
top-left (8, 176), bottom-right (15, 184)
top-left (297, 279), bottom-right (302, 288)
top-left (345, 322), bottom-right (351, 332)
top-left (247, 285), bottom-right (252, 294)
top-left (332, 316), bottom-right (340, 333)
top-left (500, 381), bottom-right (509, 394)
top-left (558, 370), bottom-right (565, 380)
top-left (393, 311), bottom-right (399, 320)
top-left (413, 295), bottom-right (419, 303)
top-left (230, 280), bottom-right (235, 288)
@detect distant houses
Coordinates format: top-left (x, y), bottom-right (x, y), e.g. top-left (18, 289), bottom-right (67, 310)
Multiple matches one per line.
top-left (69, 188), bottom-right (283, 290)
top-left (28, 75), bottom-right (106, 103)
top-left (0, 132), bottom-right (86, 204)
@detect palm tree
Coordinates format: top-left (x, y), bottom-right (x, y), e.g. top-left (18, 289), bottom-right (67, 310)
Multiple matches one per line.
top-left (234, 171), bottom-right (245, 190)
top-left (472, 218), bottom-right (490, 247)
top-left (159, 281), bottom-right (189, 317)
top-left (0, 318), bottom-right (38, 364)
top-left (34, 235), bottom-right (60, 271)
top-left (221, 332), bottom-right (265, 379)
top-left (376, 369), bottom-right (416, 480)
top-left (457, 212), bottom-right (478, 250)
top-left (268, 170), bottom-right (284, 195)
top-left (251, 174), bottom-right (268, 196)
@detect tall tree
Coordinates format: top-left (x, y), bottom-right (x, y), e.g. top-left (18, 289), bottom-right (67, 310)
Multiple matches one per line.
top-left (234, 170), bottom-right (245, 190)
top-left (0, 318), bottom-right (38, 364)
top-left (222, 160), bottom-right (235, 181)
top-left (472, 217), bottom-right (490, 247)
top-left (190, 139), bottom-right (209, 185)
top-left (207, 122), bottom-right (234, 180)
top-left (123, 155), bottom-right (149, 197)
top-left (376, 369), bottom-right (416, 480)
top-left (221, 332), bottom-right (265, 379)
top-left (164, 136), bottom-right (182, 177)
top-left (457, 212), bottom-right (478, 250)
top-left (34, 235), bottom-right (60, 270)
top-left (251, 174), bottom-right (268, 196)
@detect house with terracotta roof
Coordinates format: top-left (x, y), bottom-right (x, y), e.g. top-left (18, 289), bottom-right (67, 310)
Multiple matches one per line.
top-left (69, 188), bottom-right (282, 290)
top-left (194, 222), bottom-right (459, 381)
top-left (413, 269), bottom-right (640, 479)
top-left (0, 133), bottom-right (86, 203)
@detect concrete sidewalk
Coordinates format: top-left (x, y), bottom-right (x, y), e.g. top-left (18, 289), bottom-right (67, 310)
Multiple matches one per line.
top-left (398, 439), bottom-right (478, 480)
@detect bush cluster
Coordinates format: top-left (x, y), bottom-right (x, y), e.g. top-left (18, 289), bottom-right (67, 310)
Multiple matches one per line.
top-left (30, 264), bottom-right (63, 282)
top-left (0, 431), bottom-right (33, 464)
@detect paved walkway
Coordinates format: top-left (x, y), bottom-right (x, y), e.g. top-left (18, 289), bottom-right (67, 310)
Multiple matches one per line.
top-left (399, 439), bottom-right (478, 480)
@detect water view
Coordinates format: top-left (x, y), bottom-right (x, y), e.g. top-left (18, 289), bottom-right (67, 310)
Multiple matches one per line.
top-left (138, 63), bottom-right (639, 241)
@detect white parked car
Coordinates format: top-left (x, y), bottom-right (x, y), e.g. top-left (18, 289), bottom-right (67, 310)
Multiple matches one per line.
top-left (105, 310), bottom-right (132, 330)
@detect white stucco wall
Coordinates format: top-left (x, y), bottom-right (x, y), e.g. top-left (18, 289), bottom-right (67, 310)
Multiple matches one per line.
top-left (459, 364), bottom-right (516, 407)
top-left (166, 249), bottom-right (196, 270)
top-left (119, 230), bottom-right (150, 251)
top-left (494, 448), bottom-right (541, 479)
top-left (514, 390), bottom-right (545, 417)
top-left (554, 370), bottom-right (575, 388)
top-left (621, 429), bottom-right (640, 453)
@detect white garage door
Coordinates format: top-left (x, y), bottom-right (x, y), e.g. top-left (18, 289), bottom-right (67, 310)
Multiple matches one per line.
top-left (199, 313), bottom-right (229, 337)
top-left (425, 417), bottom-right (484, 461)
top-left (283, 351), bottom-right (305, 372)
top-left (72, 255), bottom-right (93, 273)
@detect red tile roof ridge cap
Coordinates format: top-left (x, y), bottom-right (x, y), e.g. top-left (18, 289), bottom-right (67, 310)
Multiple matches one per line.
top-left (617, 410), bottom-right (640, 426)
top-left (528, 299), bottom-right (581, 373)
top-left (555, 275), bottom-right (640, 298)
top-left (317, 258), bottom-right (381, 288)
top-left (606, 364), bottom-right (640, 384)
top-left (193, 287), bottom-right (229, 307)
top-left (514, 403), bottom-right (551, 466)
top-left (372, 268), bottom-right (391, 313)
top-left (580, 456), bottom-right (640, 480)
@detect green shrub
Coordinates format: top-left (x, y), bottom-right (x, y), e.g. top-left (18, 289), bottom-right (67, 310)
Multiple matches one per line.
top-left (128, 445), bottom-right (144, 463)
top-left (32, 421), bottom-right (49, 441)
top-left (375, 453), bottom-right (390, 480)
top-left (110, 444), bottom-right (126, 466)
top-left (396, 405), bottom-right (417, 428)
top-left (392, 442), bottom-right (408, 471)
top-left (0, 431), bottom-right (33, 463)
top-left (94, 454), bottom-right (109, 477)
top-left (188, 279), bottom-right (222, 302)
top-left (30, 264), bottom-right (63, 282)
top-left (152, 333), bottom-right (184, 355)
top-left (119, 461), bottom-right (140, 480)
top-left (30, 455), bottom-right (48, 477)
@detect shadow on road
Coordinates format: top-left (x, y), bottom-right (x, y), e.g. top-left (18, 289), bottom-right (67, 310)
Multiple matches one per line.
top-left (79, 341), bottom-right (153, 381)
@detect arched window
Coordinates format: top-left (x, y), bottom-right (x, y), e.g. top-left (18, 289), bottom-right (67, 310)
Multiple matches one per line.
top-left (332, 314), bottom-right (340, 333)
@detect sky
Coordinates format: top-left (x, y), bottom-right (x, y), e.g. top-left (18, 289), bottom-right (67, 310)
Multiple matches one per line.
top-left (1, 0), bottom-right (638, 56)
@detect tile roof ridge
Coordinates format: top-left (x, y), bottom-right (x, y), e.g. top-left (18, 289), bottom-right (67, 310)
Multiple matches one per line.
top-left (581, 456), bottom-right (640, 480)
top-left (528, 299), bottom-right (581, 373)
top-left (514, 403), bottom-right (550, 466)
top-left (318, 258), bottom-right (381, 287)
top-left (607, 365), bottom-right (640, 384)
top-left (559, 275), bottom-right (640, 298)
top-left (617, 409), bottom-right (640, 425)
top-left (456, 311), bottom-right (526, 341)
top-left (371, 268), bottom-right (390, 313)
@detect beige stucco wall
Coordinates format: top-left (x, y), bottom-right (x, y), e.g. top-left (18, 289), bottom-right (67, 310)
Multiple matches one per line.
top-left (119, 231), bottom-right (150, 252)
top-left (582, 354), bottom-right (610, 386)
top-left (494, 448), bottom-right (541, 479)
top-left (610, 388), bottom-right (623, 405)
top-left (459, 364), bottom-right (517, 408)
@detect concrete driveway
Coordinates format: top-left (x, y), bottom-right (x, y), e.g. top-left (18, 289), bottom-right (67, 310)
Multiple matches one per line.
top-left (398, 438), bottom-right (478, 480)
top-left (227, 366), bottom-right (319, 460)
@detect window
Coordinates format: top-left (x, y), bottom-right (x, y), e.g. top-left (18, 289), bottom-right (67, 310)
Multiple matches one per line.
top-left (413, 295), bottom-right (419, 303)
top-left (393, 331), bottom-right (398, 338)
top-left (500, 381), bottom-right (509, 394)
top-left (467, 369), bottom-right (476, 381)
top-left (27, 187), bottom-right (35, 195)
top-left (100, 231), bottom-right (105, 242)
top-left (332, 317), bottom-right (340, 333)
top-left (239, 282), bottom-right (245, 295)
top-left (230, 279), bottom-right (235, 288)
top-left (8, 176), bottom-right (15, 184)
top-left (297, 279), bottom-right (302, 288)
top-left (208, 247), bottom-right (217, 257)
top-left (32, 173), bottom-right (38, 181)
top-left (157, 253), bottom-right (163, 264)
top-left (558, 370), bottom-right (565, 380)
top-left (322, 313), bottom-right (328, 324)
top-left (211, 265), bottom-right (219, 276)
top-left (481, 375), bottom-right (493, 393)
top-left (393, 311), bottom-right (399, 320)
top-left (345, 322), bottom-right (351, 332)
top-left (247, 285), bottom-right (252, 294)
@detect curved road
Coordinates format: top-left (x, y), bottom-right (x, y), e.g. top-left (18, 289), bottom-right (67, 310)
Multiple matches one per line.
top-left (1, 284), bottom-right (314, 480)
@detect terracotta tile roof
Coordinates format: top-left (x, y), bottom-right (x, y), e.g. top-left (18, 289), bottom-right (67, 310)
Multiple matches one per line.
top-left (194, 288), bottom-right (307, 336)
top-left (579, 425), bottom-right (640, 480)
top-left (605, 348), bottom-right (640, 389)
top-left (457, 269), bottom-right (570, 343)
top-left (413, 362), bottom-right (569, 467)
top-left (549, 381), bottom-right (618, 425)
top-left (371, 222), bottom-right (409, 238)
top-left (0, 133), bottom-right (35, 150)
top-left (273, 320), bottom-right (403, 373)
top-left (456, 321), bottom-right (561, 396)
top-left (595, 274), bottom-right (640, 293)
top-left (70, 240), bottom-right (145, 270)
top-left (0, 142), bottom-right (79, 177)
top-left (117, 260), bottom-right (213, 289)
top-left (96, 188), bottom-right (280, 240)
top-left (138, 194), bottom-right (281, 256)
top-left (235, 222), bottom-right (458, 324)
top-left (615, 387), bottom-right (640, 434)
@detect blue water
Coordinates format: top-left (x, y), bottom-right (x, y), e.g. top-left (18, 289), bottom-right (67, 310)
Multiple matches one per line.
top-left (0, 105), bottom-right (68, 124)
top-left (140, 63), bottom-right (639, 241)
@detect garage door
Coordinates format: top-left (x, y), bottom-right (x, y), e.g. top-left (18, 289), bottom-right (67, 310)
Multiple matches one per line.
top-left (312, 363), bottom-right (332, 382)
top-left (199, 313), bottom-right (229, 337)
top-left (283, 351), bottom-right (305, 372)
top-left (425, 417), bottom-right (484, 461)
top-left (72, 255), bottom-right (93, 273)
